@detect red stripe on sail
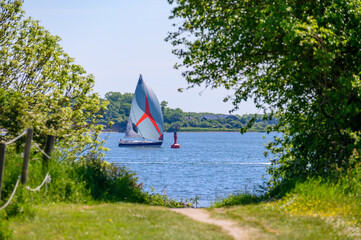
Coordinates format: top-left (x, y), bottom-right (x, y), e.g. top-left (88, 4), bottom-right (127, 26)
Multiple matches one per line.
top-left (135, 94), bottom-right (162, 137)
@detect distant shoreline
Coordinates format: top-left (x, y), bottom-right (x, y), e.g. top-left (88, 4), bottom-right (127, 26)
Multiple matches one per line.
top-left (102, 130), bottom-right (269, 133)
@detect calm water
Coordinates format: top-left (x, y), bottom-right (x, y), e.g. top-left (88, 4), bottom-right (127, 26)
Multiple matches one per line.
top-left (102, 132), bottom-right (277, 207)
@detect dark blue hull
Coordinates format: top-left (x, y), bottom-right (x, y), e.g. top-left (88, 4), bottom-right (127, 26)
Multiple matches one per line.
top-left (118, 141), bottom-right (163, 147)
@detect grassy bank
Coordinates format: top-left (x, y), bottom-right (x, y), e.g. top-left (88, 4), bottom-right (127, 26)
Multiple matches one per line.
top-left (3, 179), bottom-right (360, 240)
top-left (211, 174), bottom-right (361, 239)
top-left (1, 143), bottom-right (360, 239)
top-left (7, 203), bottom-right (231, 240)
top-left (208, 202), bottom-right (351, 239)
top-left (0, 149), bottom-right (189, 239)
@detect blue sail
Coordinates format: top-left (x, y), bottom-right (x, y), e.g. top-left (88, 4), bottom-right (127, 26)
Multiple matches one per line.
top-left (128, 75), bottom-right (164, 141)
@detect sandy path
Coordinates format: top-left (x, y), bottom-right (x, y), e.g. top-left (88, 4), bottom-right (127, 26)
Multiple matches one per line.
top-left (171, 208), bottom-right (248, 240)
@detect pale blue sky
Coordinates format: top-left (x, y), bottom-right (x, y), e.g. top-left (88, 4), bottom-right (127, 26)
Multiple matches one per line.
top-left (22, 0), bottom-right (258, 114)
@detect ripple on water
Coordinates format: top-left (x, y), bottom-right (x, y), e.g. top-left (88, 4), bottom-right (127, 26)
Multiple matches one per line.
top-left (102, 132), bottom-right (279, 207)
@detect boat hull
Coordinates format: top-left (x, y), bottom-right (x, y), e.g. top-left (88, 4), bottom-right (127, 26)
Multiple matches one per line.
top-left (118, 141), bottom-right (163, 147)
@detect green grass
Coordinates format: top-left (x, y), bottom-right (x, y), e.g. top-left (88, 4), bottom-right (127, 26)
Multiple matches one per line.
top-left (208, 203), bottom-right (352, 240)
top-left (210, 176), bottom-right (361, 239)
top-left (8, 203), bottom-right (232, 240)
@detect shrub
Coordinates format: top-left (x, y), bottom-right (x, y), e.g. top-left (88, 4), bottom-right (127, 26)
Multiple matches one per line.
top-left (146, 193), bottom-right (186, 208)
top-left (75, 158), bottom-right (147, 203)
top-left (212, 193), bottom-right (262, 207)
top-left (0, 145), bottom-right (185, 222)
top-left (0, 215), bottom-right (12, 239)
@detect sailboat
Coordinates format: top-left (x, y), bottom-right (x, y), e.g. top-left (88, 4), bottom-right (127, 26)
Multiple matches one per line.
top-left (118, 75), bottom-right (164, 147)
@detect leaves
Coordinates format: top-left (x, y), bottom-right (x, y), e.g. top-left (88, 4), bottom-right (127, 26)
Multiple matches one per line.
top-left (0, 0), bottom-right (107, 159)
top-left (167, 0), bottom-right (361, 185)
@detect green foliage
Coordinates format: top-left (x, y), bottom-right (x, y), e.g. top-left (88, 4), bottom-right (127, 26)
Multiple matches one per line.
top-left (0, 149), bottom-right (89, 220)
top-left (189, 195), bottom-right (200, 208)
top-left (74, 156), bottom-right (184, 207)
top-left (2, 187), bottom-right (35, 219)
top-left (164, 107), bottom-right (184, 124)
top-left (0, 0), bottom-right (108, 159)
top-left (44, 156), bottom-right (89, 203)
top-left (0, 214), bottom-right (12, 240)
top-left (102, 91), bottom-right (277, 132)
top-left (213, 193), bottom-right (262, 208)
top-left (99, 92), bottom-right (133, 131)
top-left (76, 158), bottom-right (146, 203)
top-left (0, 2), bottom-right (174, 223)
top-left (0, 146), bottom-right (184, 221)
top-left (167, 121), bottom-right (182, 132)
top-left (145, 193), bottom-right (186, 208)
top-left (2, 147), bottom-right (89, 205)
top-left (167, 0), bottom-right (361, 188)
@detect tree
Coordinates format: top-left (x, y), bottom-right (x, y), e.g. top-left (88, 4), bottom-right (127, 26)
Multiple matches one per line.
top-left (167, 0), bottom-right (361, 185)
top-left (163, 106), bottom-right (185, 124)
top-left (168, 121), bottom-right (182, 132)
top-left (160, 100), bottom-right (168, 114)
top-left (170, 108), bottom-right (184, 122)
top-left (100, 92), bottom-right (133, 132)
top-left (0, 0), bottom-right (108, 158)
top-left (103, 92), bottom-right (132, 122)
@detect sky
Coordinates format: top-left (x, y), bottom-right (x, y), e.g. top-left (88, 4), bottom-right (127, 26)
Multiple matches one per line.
top-left (22, 0), bottom-right (258, 115)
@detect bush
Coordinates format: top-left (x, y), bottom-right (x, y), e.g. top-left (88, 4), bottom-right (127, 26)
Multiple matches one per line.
top-left (212, 193), bottom-right (262, 207)
top-left (0, 145), bottom-right (185, 222)
top-left (76, 158), bottom-right (147, 203)
top-left (145, 193), bottom-right (187, 208)
top-left (0, 149), bottom-right (89, 219)
top-left (0, 215), bottom-right (12, 239)
top-left (75, 158), bottom-right (186, 207)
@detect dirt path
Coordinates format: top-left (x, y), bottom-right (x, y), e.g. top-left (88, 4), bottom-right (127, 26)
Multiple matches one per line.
top-left (171, 208), bottom-right (250, 240)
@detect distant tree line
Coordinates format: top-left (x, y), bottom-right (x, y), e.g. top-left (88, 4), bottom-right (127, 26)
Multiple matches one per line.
top-left (99, 92), bottom-right (277, 132)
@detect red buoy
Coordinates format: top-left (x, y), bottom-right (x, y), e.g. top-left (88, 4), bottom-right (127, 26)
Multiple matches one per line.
top-left (171, 131), bottom-right (181, 148)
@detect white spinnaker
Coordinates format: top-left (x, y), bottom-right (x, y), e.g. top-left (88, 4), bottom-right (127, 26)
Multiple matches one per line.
top-left (129, 75), bottom-right (164, 141)
top-left (124, 116), bottom-right (142, 138)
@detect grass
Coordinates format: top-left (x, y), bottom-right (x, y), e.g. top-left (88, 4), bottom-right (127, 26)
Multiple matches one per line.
top-left (210, 176), bottom-right (361, 239)
top-left (2, 140), bottom-right (361, 239)
top-left (208, 203), bottom-right (351, 240)
top-left (8, 203), bottom-right (232, 240)
top-left (0, 150), bottom-right (195, 238)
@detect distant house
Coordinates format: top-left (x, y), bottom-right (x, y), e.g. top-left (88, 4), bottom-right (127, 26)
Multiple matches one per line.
top-left (185, 116), bottom-right (195, 120)
top-left (200, 114), bottom-right (238, 121)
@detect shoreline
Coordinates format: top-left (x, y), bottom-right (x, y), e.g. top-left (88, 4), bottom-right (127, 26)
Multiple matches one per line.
top-left (102, 130), bottom-right (271, 133)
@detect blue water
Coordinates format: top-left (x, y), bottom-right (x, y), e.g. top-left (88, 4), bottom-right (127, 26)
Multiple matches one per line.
top-left (102, 132), bottom-right (277, 207)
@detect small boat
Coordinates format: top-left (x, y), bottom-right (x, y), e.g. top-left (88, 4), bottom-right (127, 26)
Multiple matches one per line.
top-left (119, 75), bottom-right (164, 147)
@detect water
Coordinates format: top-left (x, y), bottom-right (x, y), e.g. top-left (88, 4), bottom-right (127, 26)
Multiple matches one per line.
top-left (102, 132), bottom-right (277, 207)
